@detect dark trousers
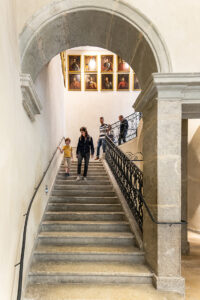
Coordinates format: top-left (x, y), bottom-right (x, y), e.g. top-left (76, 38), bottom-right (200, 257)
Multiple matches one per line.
top-left (118, 131), bottom-right (127, 145)
top-left (77, 153), bottom-right (90, 177)
top-left (96, 138), bottom-right (106, 157)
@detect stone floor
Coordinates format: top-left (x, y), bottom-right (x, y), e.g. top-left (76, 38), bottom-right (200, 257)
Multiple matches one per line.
top-left (182, 231), bottom-right (200, 300)
top-left (25, 231), bottom-right (200, 300)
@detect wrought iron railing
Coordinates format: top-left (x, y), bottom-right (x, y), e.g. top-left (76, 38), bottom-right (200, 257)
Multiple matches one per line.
top-left (109, 112), bottom-right (142, 145)
top-left (105, 136), bottom-right (187, 233)
top-left (105, 136), bottom-right (144, 231)
top-left (15, 137), bottom-right (65, 300)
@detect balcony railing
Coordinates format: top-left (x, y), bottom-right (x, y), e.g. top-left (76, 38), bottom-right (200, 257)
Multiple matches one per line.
top-left (110, 112), bottom-right (142, 145)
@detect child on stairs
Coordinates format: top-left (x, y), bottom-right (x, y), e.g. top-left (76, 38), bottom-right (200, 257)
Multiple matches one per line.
top-left (58, 138), bottom-right (73, 177)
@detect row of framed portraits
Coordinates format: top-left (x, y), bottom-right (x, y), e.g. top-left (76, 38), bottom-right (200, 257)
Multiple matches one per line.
top-left (68, 73), bottom-right (140, 91)
top-left (68, 55), bottom-right (130, 73)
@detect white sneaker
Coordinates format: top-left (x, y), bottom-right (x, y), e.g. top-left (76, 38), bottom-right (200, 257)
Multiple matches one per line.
top-left (76, 175), bottom-right (81, 181)
top-left (83, 177), bottom-right (87, 181)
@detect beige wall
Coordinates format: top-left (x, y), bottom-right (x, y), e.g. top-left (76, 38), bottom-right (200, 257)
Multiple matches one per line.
top-left (16, 0), bottom-right (200, 73)
top-left (188, 120), bottom-right (200, 233)
top-left (0, 5), bottom-right (65, 295)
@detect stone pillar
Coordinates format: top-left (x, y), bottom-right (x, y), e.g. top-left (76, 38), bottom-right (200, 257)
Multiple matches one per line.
top-left (134, 74), bottom-right (185, 294)
top-left (181, 119), bottom-right (190, 255)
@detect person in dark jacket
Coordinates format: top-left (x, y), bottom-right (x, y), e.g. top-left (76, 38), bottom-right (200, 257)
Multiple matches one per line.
top-left (76, 127), bottom-right (94, 181)
top-left (118, 115), bottom-right (129, 145)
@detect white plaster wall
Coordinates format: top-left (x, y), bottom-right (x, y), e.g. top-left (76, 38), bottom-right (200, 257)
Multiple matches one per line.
top-left (188, 120), bottom-right (200, 233)
top-left (0, 4), bottom-right (65, 295)
top-left (16, 0), bottom-right (200, 73)
top-left (65, 48), bottom-right (139, 148)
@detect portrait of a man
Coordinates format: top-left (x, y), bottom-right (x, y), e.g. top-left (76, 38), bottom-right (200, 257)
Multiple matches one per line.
top-left (101, 55), bottom-right (113, 72)
top-left (85, 74), bottom-right (98, 91)
top-left (117, 74), bottom-right (129, 91)
top-left (68, 74), bottom-right (81, 91)
top-left (68, 55), bottom-right (81, 72)
top-left (101, 74), bottom-right (113, 91)
top-left (133, 74), bottom-right (141, 90)
top-left (84, 56), bottom-right (97, 72)
top-left (117, 56), bottom-right (130, 72)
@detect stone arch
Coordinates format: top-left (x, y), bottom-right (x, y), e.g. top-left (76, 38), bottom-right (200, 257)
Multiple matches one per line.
top-left (19, 0), bottom-right (172, 89)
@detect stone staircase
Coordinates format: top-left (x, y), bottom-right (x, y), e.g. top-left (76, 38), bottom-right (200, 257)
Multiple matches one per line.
top-left (24, 161), bottom-right (152, 299)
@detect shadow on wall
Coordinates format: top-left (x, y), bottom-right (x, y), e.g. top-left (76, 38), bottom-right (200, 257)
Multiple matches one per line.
top-left (188, 126), bottom-right (200, 233)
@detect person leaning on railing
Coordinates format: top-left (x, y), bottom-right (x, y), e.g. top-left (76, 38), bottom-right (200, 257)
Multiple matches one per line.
top-left (118, 115), bottom-right (129, 145)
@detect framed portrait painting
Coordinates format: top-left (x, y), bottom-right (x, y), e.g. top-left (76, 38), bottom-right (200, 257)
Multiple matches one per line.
top-left (133, 73), bottom-right (141, 91)
top-left (101, 55), bottom-right (113, 72)
top-left (68, 74), bottom-right (81, 91)
top-left (117, 56), bottom-right (130, 72)
top-left (117, 74), bottom-right (129, 91)
top-left (85, 74), bottom-right (98, 91)
top-left (101, 74), bottom-right (113, 91)
top-left (84, 55), bottom-right (98, 72)
top-left (68, 55), bottom-right (81, 72)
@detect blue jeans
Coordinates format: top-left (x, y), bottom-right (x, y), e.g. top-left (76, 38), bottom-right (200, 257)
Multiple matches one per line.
top-left (96, 138), bottom-right (106, 157)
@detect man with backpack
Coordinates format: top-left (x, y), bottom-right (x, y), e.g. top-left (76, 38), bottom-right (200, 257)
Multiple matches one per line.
top-left (118, 115), bottom-right (129, 145)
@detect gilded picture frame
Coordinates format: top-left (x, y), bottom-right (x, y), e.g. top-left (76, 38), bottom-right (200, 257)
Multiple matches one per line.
top-left (85, 74), bottom-right (98, 91)
top-left (68, 55), bottom-right (81, 72)
top-left (101, 55), bottom-right (114, 72)
top-left (101, 74), bottom-right (113, 91)
top-left (117, 56), bottom-right (130, 73)
top-left (84, 55), bottom-right (98, 72)
top-left (117, 73), bottom-right (130, 91)
top-left (68, 73), bottom-right (81, 91)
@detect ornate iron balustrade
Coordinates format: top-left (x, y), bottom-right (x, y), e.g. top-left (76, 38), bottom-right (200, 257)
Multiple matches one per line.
top-left (105, 136), bottom-right (144, 231)
top-left (110, 112), bottom-right (142, 145)
top-left (105, 137), bottom-right (187, 232)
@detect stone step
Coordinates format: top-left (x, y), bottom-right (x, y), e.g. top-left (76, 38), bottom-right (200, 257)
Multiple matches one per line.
top-left (51, 190), bottom-right (116, 197)
top-left (47, 203), bottom-right (122, 212)
top-left (33, 244), bottom-right (144, 263)
top-left (44, 211), bottom-right (126, 221)
top-left (24, 283), bottom-right (162, 300)
top-left (56, 175), bottom-right (109, 180)
top-left (48, 196), bottom-right (119, 204)
top-left (41, 220), bottom-right (130, 232)
top-left (28, 261), bottom-right (152, 285)
top-left (55, 180), bottom-right (111, 185)
top-left (58, 171), bottom-right (107, 175)
top-left (53, 184), bottom-right (113, 191)
top-left (38, 231), bottom-right (135, 246)
top-left (64, 162), bottom-right (103, 166)
top-left (60, 166), bottom-right (106, 170)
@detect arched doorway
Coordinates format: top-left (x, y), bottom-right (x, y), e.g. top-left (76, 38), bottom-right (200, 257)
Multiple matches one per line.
top-left (19, 0), bottom-right (172, 86)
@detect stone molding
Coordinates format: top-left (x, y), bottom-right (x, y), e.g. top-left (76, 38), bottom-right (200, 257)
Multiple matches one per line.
top-left (19, 0), bottom-right (172, 85)
top-left (134, 73), bottom-right (200, 118)
top-left (20, 73), bottom-right (42, 121)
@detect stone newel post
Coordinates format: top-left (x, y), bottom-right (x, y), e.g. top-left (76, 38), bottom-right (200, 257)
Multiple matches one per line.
top-left (134, 73), bottom-right (188, 294)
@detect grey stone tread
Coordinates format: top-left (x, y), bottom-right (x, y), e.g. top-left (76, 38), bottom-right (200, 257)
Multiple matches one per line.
top-left (47, 203), bottom-right (121, 207)
top-left (24, 283), bottom-right (182, 300)
top-left (53, 185), bottom-right (113, 190)
top-left (55, 180), bottom-right (111, 185)
top-left (49, 196), bottom-right (118, 200)
top-left (35, 244), bottom-right (142, 254)
top-left (30, 261), bottom-right (152, 276)
top-left (38, 231), bottom-right (134, 238)
top-left (42, 220), bottom-right (129, 225)
top-left (45, 211), bottom-right (125, 215)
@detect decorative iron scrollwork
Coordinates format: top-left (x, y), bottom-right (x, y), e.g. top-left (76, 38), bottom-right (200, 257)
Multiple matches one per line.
top-left (105, 136), bottom-right (143, 232)
top-left (110, 112), bottom-right (142, 145)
